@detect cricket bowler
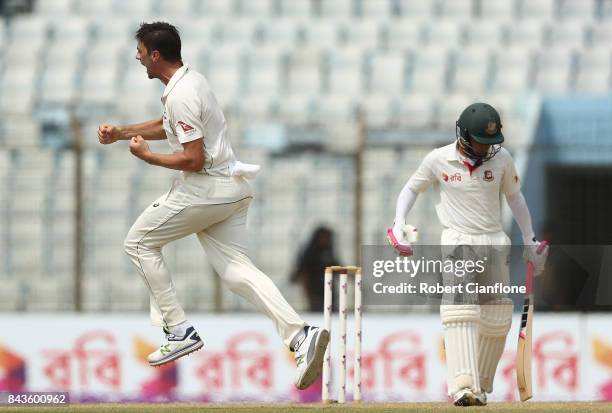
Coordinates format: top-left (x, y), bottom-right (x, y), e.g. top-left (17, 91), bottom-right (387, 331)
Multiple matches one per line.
top-left (97, 22), bottom-right (328, 390)
top-left (387, 103), bottom-right (548, 405)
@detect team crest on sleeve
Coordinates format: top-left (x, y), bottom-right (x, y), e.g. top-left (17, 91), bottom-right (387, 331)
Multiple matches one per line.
top-left (442, 172), bottom-right (449, 182)
top-left (177, 121), bottom-right (195, 133)
top-left (483, 170), bottom-right (494, 182)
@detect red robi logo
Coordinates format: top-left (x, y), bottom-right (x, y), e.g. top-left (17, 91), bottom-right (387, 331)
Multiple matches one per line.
top-left (443, 172), bottom-right (461, 182)
top-left (177, 121), bottom-right (194, 132)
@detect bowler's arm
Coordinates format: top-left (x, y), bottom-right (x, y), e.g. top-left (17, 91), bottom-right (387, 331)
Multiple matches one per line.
top-left (118, 118), bottom-right (166, 140)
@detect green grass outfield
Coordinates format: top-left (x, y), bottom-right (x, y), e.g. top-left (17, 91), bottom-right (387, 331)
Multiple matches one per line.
top-left (1, 403), bottom-right (611, 413)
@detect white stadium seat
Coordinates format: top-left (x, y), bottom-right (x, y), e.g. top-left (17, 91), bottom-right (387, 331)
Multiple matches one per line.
top-left (603, 0), bottom-right (612, 19)
top-left (463, 21), bottom-right (505, 48)
top-left (286, 49), bottom-right (323, 95)
top-left (574, 48), bottom-right (611, 93)
top-left (302, 20), bottom-right (339, 47)
top-left (478, 0), bottom-right (517, 19)
top-left (197, 0), bottom-right (236, 17)
top-left (278, 0), bottom-right (313, 17)
top-left (181, 40), bottom-right (206, 67)
top-left (35, 0), bottom-right (74, 14)
top-left (114, 0), bottom-right (155, 15)
top-left (40, 66), bottom-right (78, 105)
top-left (326, 47), bottom-right (365, 95)
top-left (237, 0), bottom-right (275, 17)
top-left (558, 0), bottom-right (596, 19)
top-left (216, 19), bottom-right (258, 45)
top-left (450, 47), bottom-right (492, 94)
top-left (438, 0), bottom-right (475, 19)
top-left (320, 0), bottom-right (355, 18)
top-left (590, 23), bottom-right (612, 47)
top-left (158, 0), bottom-right (194, 16)
top-left (177, 18), bottom-right (216, 47)
top-left (505, 19), bottom-right (545, 47)
top-left (205, 48), bottom-right (244, 101)
top-left (368, 51), bottom-right (407, 94)
top-left (358, 94), bottom-right (395, 127)
top-left (395, 94), bottom-right (437, 128)
top-left (235, 94), bottom-right (277, 121)
top-left (423, 19), bottom-right (463, 47)
top-left (397, 0), bottom-right (435, 18)
top-left (312, 95), bottom-right (356, 124)
top-left (76, 0), bottom-right (114, 15)
top-left (359, 0), bottom-right (393, 18)
top-left (0, 66), bottom-right (37, 115)
top-left (0, 278), bottom-right (23, 310)
top-left (50, 16), bottom-right (92, 41)
top-left (243, 47), bottom-right (285, 95)
top-left (546, 20), bottom-right (588, 48)
top-left (93, 18), bottom-right (135, 43)
top-left (25, 276), bottom-right (72, 311)
top-left (490, 47), bottom-right (533, 93)
top-left (385, 19), bottom-right (423, 50)
top-left (276, 95), bottom-right (314, 124)
top-left (80, 65), bottom-right (120, 106)
top-left (10, 15), bottom-right (48, 40)
top-left (517, 0), bottom-right (557, 19)
top-left (4, 38), bottom-right (45, 65)
top-left (408, 48), bottom-right (449, 94)
top-left (532, 48), bottom-right (573, 93)
top-left (259, 18), bottom-right (303, 47)
top-left (341, 19), bottom-right (382, 48)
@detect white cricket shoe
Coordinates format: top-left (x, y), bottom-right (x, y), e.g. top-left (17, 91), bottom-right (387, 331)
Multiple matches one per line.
top-left (474, 392), bottom-right (487, 406)
top-left (148, 326), bottom-right (203, 367)
top-left (453, 388), bottom-right (479, 406)
top-left (293, 326), bottom-right (330, 389)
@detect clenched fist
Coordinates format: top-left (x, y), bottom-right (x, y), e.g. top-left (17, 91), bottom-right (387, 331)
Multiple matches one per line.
top-left (98, 124), bottom-right (121, 145)
top-left (129, 135), bottom-right (150, 160)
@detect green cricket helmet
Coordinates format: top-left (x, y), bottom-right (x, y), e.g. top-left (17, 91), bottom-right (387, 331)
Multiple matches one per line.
top-left (456, 102), bottom-right (504, 163)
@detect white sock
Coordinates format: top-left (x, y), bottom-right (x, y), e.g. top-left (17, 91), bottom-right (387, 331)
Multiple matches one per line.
top-left (169, 320), bottom-right (192, 337)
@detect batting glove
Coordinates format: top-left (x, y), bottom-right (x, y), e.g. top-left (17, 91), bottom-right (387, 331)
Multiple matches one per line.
top-left (523, 239), bottom-right (549, 276)
top-left (387, 224), bottom-right (417, 256)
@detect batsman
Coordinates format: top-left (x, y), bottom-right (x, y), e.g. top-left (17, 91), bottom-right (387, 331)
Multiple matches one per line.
top-left (387, 103), bottom-right (549, 406)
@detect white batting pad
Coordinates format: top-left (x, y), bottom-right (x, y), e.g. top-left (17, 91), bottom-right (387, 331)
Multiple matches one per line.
top-left (479, 298), bottom-right (513, 393)
top-left (441, 304), bottom-right (481, 395)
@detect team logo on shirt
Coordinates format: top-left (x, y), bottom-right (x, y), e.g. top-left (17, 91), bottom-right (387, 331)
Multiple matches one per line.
top-left (483, 170), bottom-right (494, 182)
top-left (485, 121), bottom-right (498, 135)
top-left (177, 121), bottom-right (195, 132)
top-left (442, 172), bottom-right (462, 182)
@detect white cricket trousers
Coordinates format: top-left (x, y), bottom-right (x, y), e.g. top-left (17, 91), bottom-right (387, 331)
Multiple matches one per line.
top-left (123, 173), bottom-right (306, 347)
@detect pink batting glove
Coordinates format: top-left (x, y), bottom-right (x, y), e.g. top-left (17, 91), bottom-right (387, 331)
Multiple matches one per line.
top-left (387, 227), bottom-right (414, 256)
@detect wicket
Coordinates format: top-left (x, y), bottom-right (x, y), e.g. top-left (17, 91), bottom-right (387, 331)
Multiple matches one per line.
top-left (322, 266), bottom-right (362, 403)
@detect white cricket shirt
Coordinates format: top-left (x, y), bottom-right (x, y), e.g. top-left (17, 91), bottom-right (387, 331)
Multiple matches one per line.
top-left (406, 142), bottom-right (521, 234)
top-left (161, 64), bottom-right (236, 176)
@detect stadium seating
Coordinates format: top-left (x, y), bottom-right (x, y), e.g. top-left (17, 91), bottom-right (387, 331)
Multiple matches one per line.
top-left (0, 0), bottom-right (610, 312)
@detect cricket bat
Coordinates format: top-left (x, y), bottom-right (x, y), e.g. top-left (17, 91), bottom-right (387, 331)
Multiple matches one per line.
top-left (516, 241), bottom-right (548, 402)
